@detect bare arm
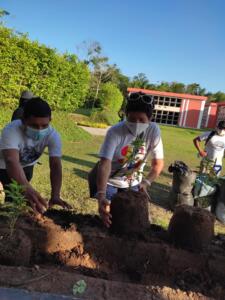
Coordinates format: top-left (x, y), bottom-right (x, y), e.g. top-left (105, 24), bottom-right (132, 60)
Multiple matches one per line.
top-left (2, 149), bottom-right (47, 213)
top-left (96, 157), bottom-right (112, 227)
top-left (193, 137), bottom-right (207, 157)
top-left (145, 158), bottom-right (164, 183)
top-left (49, 156), bottom-right (71, 209)
top-left (139, 158), bottom-right (164, 196)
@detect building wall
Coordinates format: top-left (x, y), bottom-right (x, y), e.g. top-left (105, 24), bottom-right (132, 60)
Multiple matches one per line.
top-left (179, 99), bottom-right (205, 129)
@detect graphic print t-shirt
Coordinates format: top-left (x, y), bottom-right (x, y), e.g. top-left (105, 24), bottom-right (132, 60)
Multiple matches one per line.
top-left (199, 131), bottom-right (225, 165)
top-left (99, 121), bottom-right (164, 188)
top-left (0, 120), bottom-right (62, 169)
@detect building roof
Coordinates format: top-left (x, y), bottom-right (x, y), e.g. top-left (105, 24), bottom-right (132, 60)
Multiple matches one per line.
top-left (127, 87), bottom-right (208, 101)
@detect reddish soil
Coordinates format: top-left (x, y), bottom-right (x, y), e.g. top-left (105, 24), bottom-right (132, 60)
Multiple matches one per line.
top-left (111, 190), bottom-right (150, 235)
top-left (0, 196), bottom-right (224, 299)
top-left (168, 205), bottom-right (215, 250)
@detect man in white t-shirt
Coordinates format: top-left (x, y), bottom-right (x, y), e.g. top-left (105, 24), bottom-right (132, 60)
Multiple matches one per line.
top-left (193, 120), bottom-right (225, 175)
top-left (0, 97), bottom-right (70, 213)
top-left (95, 92), bottom-right (164, 227)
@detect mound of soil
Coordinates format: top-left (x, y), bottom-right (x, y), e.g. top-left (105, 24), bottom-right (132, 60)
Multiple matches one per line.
top-left (0, 229), bottom-right (31, 266)
top-left (0, 208), bottom-right (224, 299)
top-left (168, 205), bottom-right (215, 250)
top-left (110, 190), bottom-right (150, 235)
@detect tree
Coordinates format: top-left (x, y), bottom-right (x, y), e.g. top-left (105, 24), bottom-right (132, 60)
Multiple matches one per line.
top-left (0, 26), bottom-right (90, 111)
top-left (170, 82), bottom-right (185, 93)
top-left (130, 73), bottom-right (150, 89)
top-left (186, 83), bottom-right (206, 95)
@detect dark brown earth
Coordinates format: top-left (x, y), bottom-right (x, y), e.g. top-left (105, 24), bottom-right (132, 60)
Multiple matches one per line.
top-left (111, 190), bottom-right (150, 235)
top-left (168, 205), bottom-right (215, 250)
top-left (0, 192), bottom-right (224, 299)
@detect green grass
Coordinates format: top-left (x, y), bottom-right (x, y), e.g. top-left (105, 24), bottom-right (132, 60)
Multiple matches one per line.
top-left (1, 110), bottom-right (225, 234)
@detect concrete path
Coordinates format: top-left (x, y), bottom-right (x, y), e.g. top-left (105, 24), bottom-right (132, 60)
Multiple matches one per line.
top-left (78, 126), bottom-right (110, 136)
top-left (0, 287), bottom-right (82, 300)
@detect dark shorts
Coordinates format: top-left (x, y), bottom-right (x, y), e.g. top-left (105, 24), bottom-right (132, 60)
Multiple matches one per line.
top-left (0, 165), bottom-right (34, 201)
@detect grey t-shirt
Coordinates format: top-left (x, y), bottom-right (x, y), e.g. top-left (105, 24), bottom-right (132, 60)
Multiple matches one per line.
top-left (99, 121), bottom-right (164, 188)
top-left (0, 120), bottom-right (62, 169)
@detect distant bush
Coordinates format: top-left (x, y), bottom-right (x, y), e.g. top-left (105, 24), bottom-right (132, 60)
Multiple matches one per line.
top-left (0, 26), bottom-right (90, 111)
top-left (77, 121), bottom-right (108, 129)
top-left (90, 109), bottom-right (120, 125)
top-left (98, 82), bottom-right (123, 113)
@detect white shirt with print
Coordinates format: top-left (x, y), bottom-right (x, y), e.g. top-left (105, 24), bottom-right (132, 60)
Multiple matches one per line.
top-left (0, 120), bottom-right (61, 169)
top-left (99, 121), bottom-right (164, 188)
top-left (199, 131), bottom-right (225, 165)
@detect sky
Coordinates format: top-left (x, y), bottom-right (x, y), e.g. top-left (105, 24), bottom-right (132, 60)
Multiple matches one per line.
top-left (1, 0), bottom-right (225, 93)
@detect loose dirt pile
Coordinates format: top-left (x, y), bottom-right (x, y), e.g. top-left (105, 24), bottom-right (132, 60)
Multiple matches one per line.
top-left (0, 191), bottom-right (224, 299)
top-left (168, 205), bottom-right (215, 250)
top-left (111, 190), bottom-right (150, 235)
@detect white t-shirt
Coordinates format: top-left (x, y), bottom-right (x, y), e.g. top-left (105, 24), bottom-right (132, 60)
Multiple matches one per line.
top-left (99, 121), bottom-right (164, 188)
top-left (0, 120), bottom-right (62, 169)
top-left (199, 131), bottom-right (225, 165)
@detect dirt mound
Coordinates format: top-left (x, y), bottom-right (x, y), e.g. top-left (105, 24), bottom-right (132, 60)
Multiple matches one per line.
top-left (168, 205), bottom-right (215, 250)
top-left (0, 209), bottom-right (224, 299)
top-left (0, 229), bottom-right (31, 266)
top-left (110, 190), bottom-right (150, 235)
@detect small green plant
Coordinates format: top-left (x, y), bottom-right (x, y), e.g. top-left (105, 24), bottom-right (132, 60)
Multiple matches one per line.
top-left (72, 279), bottom-right (87, 296)
top-left (0, 180), bottom-right (32, 236)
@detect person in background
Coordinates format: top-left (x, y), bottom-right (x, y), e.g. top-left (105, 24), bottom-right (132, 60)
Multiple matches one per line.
top-left (0, 97), bottom-right (71, 213)
top-left (11, 90), bottom-right (34, 121)
top-left (96, 92), bottom-right (164, 227)
top-left (193, 120), bottom-right (225, 176)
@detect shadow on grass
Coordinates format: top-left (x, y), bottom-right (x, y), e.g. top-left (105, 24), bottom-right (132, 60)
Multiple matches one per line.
top-left (62, 155), bottom-right (97, 168)
top-left (150, 181), bottom-right (171, 210)
top-left (73, 168), bottom-right (89, 180)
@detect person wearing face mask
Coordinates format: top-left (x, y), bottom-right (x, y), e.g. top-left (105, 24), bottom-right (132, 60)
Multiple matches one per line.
top-left (0, 97), bottom-right (71, 213)
top-left (94, 92), bottom-right (164, 227)
top-left (193, 120), bottom-right (225, 175)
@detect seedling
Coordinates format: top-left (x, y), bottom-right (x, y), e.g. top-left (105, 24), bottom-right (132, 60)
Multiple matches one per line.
top-left (72, 279), bottom-right (87, 295)
top-left (0, 180), bottom-right (32, 236)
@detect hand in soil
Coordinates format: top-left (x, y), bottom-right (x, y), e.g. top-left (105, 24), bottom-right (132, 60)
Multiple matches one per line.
top-left (139, 182), bottom-right (151, 201)
top-left (25, 186), bottom-right (48, 214)
top-left (98, 199), bottom-right (112, 228)
top-left (49, 197), bottom-right (72, 209)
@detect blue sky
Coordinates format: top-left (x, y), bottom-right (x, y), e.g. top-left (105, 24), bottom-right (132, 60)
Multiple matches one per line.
top-left (1, 0), bottom-right (225, 92)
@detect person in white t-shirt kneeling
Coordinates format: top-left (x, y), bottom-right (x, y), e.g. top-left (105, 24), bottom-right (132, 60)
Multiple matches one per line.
top-left (0, 97), bottom-right (71, 214)
top-left (96, 92), bottom-right (164, 227)
top-left (193, 120), bottom-right (225, 176)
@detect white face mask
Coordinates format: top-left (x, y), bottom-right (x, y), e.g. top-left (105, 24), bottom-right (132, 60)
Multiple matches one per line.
top-left (217, 129), bottom-right (225, 136)
top-left (125, 121), bottom-right (149, 136)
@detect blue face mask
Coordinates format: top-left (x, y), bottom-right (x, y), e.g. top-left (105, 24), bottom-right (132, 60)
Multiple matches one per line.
top-left (26, 126), bottom-right (50, 141)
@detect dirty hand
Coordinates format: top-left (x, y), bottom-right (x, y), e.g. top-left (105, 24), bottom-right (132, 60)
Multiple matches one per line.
top-left (97, 193), bottom-right (112, 228)
top-left (199, 150), bottom-right (207, 158)
top-left (24, 186), bottom-right (48, 214)
top-left (139, 179), bottom-right (151, 201)
top-left (49, 197), bottom-right (72, 209)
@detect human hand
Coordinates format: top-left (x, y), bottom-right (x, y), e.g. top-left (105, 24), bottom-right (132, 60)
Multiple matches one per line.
top-left (24, 186), bottom-right (48, 214)
top-left (97, 193), bottom-right (112, 228)
top-left (49, 197), bottom-right (72, 209)
top-left (139, 179), bottom-right (151, 201)
top-left (199, 150), bottom-right (207, 158)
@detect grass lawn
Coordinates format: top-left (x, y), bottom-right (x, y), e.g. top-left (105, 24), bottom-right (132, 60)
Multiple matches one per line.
top-left (1, 110), bottom-right (225, 234)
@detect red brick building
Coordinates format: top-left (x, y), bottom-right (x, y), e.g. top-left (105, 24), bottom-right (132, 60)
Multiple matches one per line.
top-left (128, 88), bottom-right (207, 129)
top-left (202, 102), bottom-right (225, 128)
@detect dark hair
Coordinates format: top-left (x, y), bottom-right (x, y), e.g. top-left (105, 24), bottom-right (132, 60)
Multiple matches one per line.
top-left (125, 94), bottom-right (153, 119)
top-left (23, 97), bottom-right (51, 119)
top-left (218, 120), bottom-right (225, 129)
top-left (19, 90), bottom-right (34, 108)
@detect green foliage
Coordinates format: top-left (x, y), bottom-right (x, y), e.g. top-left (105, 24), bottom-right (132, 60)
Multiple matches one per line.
top-left (0, 26), bottom-right (90, 111)
top-left (90, 109), bottom-right (120, 125)
top-left (0, 180), bottom-right (31, 236)
top-left (77, 120), bottom-right (108, 128)
top-left (72, 280), bottom-right (87, 295)
top-left (98, 82), bottom-right (123, 112)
